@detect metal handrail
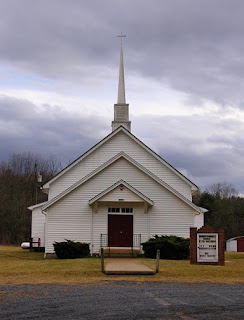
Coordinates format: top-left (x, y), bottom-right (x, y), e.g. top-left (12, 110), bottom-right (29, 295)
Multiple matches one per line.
top-left (100, 234), bottom-right (141, 248)
top-left (133, 234), bottom-right (141, 248)
top-left (100, 234), bottom-right (108, 248)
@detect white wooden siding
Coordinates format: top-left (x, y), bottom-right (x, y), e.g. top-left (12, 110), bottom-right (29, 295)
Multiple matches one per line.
top-left (31, 207), bottom-right (45, 247)
top-left (46, 192), bottom-right (92, 253)
top-left (194, 212), bottom-right (204, 229)
top-left (46, 157), bottom-right (198, 253)
top-left (149, 196), bottom-right (194, 239)
top-left (49, 131), bottom-right (192, 200)
top-left (92, 204), bottom-right (108, 254)
top-left (99, 186), bottom-right (144, 202)
top-left (133, 203), bottom-right (149, 244)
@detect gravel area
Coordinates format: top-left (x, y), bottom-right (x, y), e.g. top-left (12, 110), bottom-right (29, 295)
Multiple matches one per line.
top-left (0, 282), bottom-right (243, 320)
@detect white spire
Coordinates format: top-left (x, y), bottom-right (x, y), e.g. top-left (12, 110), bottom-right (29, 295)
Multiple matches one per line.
top-left (117, 43), bottom-right (126, 104)
top-left (112, 33), bottom-right (131, 132)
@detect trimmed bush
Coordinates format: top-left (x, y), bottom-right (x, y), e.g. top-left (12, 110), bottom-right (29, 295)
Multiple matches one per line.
top-left (53, 239), bottom-right (90, 259)
top-left (142, 235), bottom-right (189, 260)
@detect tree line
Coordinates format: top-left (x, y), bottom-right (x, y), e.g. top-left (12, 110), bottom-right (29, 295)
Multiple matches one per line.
top-left (0, 153), bottom-right (243, 245)
top-left (193, 182), bottom-right (244, 240)
top-left (0, 153), bottom-right (63, 244)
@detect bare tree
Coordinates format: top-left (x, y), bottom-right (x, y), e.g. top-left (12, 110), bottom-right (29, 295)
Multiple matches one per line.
top-left (193, 182), bottom-right (243, 240)
top-left (205, 182), bottom-right (238, 199)
top-left (45, 154), bottom-right (64, 176)
top-left (0, 152), bottom-right (64, 244)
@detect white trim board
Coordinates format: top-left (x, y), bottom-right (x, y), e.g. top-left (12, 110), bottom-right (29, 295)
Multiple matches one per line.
top-left (42, 152), bottom-right (203, 214)
top-left (27, 202), bottom-right (48, 211)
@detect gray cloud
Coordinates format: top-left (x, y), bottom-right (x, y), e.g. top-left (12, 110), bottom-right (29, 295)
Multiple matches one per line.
top-left (0, 95), bottom-right (109, 163)
top-left (133, 114), bottom-right (244, 193)
top-left (0, 1), bottom-right (243, 194)
top-left (1, 1), bottom-right (244, 106)
top-left (0, 95), bottom-right (243, 193)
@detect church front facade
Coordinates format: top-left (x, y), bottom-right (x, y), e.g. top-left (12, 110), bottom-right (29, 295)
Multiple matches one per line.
top-left (28, 40), bottom-right (207, 256)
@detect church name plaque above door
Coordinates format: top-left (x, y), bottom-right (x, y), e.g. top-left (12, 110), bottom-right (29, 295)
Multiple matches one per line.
top-left (197, 233), bottom-right (218, 262)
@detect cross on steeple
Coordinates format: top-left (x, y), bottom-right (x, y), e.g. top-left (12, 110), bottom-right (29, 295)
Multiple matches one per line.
top-left (117, 32), bottom-right (126, 47)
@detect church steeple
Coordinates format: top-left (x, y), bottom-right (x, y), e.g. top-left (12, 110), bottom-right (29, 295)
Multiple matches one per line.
top-left (117, 43), bottom-right (126, 104)
top-left (112, 33), bottom-right (131, 132)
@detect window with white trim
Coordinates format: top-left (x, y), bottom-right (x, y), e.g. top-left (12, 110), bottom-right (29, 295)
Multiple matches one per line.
top-left (108, 208), bottom-right (120, 213)
top-left (121, 208), bottom-right (133, 213)
top-left (108, 208), bottom-right (133, 213)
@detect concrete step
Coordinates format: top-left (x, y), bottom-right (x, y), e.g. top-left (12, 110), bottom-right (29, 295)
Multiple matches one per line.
top-left (102, 248), bottom-right (142, 258)
top-left (104, 258), bottom-right (155, 275)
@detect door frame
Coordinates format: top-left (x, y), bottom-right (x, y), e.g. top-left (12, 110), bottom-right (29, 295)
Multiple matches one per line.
top-left (108, 213), bottom-right (133, 247)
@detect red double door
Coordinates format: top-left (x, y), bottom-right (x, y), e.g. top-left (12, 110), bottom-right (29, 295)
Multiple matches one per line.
top-left (108, 214), bottom-right (133, 247)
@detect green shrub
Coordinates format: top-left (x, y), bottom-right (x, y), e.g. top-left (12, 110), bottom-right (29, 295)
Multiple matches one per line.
top-left (53, 239), bottom-right (90, 259)
top-left (141, 235), bottom-right (189, 260)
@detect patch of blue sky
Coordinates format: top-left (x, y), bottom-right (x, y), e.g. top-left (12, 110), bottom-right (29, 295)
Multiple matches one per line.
top-left (0, 64), bottom-right (117, 101)
top-left (0, 64), bottom-right (54, 90)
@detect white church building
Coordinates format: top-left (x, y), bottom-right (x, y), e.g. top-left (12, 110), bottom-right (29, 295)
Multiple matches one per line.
top-left (28, 40), bottom-right (207, 257)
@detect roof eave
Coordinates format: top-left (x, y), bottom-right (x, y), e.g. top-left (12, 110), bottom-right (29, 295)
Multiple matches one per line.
top-left (27, 201), bottom-right (48, 211)
top-left (42, 127), bottom-right (124, 189)
top-left (43, 126), bottom-right (198, 191)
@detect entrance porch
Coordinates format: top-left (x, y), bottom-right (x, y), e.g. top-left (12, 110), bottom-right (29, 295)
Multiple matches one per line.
top-left (100, 233), bottom-right (142, 257)
top-left (89, 180), bottom-right (154, 255)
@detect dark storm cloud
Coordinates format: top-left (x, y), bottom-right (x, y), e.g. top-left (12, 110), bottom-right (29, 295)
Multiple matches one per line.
top-left (0, 1), bottom-right (118, 80)
top-left (0, 1), bottom-right (243, 193)
top-left (133, 114), bottom-right (244, 193)
top-left (0, 95), bottom-right (243, 192)
top-left (1, 1), bottom-right (244, 106)
top-left (0, 96), bottom-right (109, 163)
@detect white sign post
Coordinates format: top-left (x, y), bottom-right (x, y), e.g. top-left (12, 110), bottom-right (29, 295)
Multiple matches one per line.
top-left (197, 233), bottom-right (218, 263)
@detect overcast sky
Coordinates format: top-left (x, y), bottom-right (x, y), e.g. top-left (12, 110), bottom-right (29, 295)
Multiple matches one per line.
top-left (0, 0), bottom-right (244, 194)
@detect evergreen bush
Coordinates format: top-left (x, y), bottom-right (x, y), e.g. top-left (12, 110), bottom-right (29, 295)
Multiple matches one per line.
top-left (141, 235), bottom-right (189, 260)
top-left (53, 239), bottom-right (90, 259)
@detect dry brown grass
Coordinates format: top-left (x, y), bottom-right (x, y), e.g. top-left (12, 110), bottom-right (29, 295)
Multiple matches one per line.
top-left (0, 245), bottom-right (243, 285)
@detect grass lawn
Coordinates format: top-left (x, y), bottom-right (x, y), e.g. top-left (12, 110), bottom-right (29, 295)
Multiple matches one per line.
top-left (0, 245), bottom-right (243, 285)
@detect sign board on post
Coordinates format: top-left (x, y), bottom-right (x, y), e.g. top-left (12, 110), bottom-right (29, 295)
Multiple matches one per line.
top-left (197, 233), bottom-right (218, 263)
top-left (190, 226), bottom-right (225, 266)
